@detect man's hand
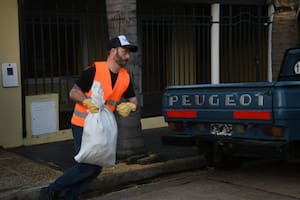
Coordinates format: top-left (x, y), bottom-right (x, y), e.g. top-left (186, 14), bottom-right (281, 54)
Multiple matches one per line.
top-left (83, 98), bottom-right (99, 113)
top-left (116, 102), bottom-right (136, 117)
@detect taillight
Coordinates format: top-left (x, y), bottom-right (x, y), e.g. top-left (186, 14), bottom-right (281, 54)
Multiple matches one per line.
top-left (168, 122), bottom-right (184, 131)
top-left (166, 110), bottom-right (197, 118)
top-left (263, 127), bottom-right (283, 137)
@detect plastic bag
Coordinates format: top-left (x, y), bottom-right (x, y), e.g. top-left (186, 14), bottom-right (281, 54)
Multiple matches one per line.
top-left (74, 82), bottom-right (118, 167)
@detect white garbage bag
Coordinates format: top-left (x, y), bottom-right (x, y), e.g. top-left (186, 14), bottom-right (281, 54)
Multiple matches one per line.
top-left (74, 81), bottom-right (118, 168)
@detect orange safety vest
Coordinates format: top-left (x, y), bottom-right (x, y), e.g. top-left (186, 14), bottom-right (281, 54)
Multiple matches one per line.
top-left (71, 61), bottom-right (130, 127)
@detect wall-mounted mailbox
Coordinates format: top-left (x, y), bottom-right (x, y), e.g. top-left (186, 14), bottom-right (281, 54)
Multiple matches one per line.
top-left (2, 63), bottom-right (18, 87)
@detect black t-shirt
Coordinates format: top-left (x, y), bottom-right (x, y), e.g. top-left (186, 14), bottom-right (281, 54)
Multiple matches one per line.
top-left (75, 66), bottom-right (136, 99)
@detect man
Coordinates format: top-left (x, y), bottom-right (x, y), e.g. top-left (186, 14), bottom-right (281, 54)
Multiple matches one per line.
top-left (40, 35), bottom-right (138, 200)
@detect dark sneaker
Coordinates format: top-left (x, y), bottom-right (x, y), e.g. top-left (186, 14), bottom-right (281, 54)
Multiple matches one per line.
top-left (39, 187), bottom-right (60, 200)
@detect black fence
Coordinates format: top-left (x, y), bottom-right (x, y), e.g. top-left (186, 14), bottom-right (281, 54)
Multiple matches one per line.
top-left (138, 3), bottom-right (269, 117)
top-left (220, 5), bottom-right (270, 83)
top-left (19, 0), bottom-right (270, 130)
top-left (19, 0), bottom-right (108, 131)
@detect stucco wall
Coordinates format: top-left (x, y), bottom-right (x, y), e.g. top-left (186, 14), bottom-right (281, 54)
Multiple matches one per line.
top-left (0, 0), bottom-right (23, 147)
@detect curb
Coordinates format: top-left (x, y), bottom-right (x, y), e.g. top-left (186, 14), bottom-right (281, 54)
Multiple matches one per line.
top-left (2, 156), bottom-right (205, 200)
top-left (89, 156), bottom-right (206, 195)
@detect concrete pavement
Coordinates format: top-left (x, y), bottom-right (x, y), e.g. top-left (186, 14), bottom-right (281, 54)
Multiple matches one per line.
top-left (0, 128), bottom-right (206, 200)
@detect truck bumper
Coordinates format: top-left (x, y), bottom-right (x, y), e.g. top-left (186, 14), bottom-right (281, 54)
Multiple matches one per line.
top-left (217, 138), bottom-right (288, 159)
top-left (162, 134), bottom-right (289, 159)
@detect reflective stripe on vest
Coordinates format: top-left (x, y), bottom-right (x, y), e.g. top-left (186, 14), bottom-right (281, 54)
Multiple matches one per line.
top-left (71, 62), bottom-right (130, 127)
top-left (73, 109), bottom-right (88, 118)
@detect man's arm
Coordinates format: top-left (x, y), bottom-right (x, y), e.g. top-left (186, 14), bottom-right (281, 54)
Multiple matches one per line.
top-left (69, 84), bottom-right (87, 104)
top-left (127, 96), bottom-right (138, 107)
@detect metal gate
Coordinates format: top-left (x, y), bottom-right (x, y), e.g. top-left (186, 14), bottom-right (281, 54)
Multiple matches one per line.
top-left (19, 0), bottom-right (108, 131)
top-left (220, 5), bottom-right (270, 83)
top-left (138, 2), bottom-right (269, 117)
top-left (138, 3), bottom-right (211, 117)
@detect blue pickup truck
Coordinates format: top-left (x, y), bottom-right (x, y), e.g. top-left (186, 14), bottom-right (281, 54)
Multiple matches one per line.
top-left (162, 47), bottom-right (300, 168)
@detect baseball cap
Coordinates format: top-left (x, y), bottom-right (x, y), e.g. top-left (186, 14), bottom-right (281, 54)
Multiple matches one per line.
top-left (107, 35), bottom-right (138, 52)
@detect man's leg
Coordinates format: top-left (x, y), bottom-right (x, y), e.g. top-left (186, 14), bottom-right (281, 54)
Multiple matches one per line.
top-left (40, 125), bottom-right (86, 199)
top-left (48, 162), bottom-right (101, 199)
top-left (63, 164), bottom-right (102, 200)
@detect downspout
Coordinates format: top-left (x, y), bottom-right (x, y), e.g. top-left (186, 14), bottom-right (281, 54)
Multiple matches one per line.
top-left (211, 3), bottom-right (220, 84)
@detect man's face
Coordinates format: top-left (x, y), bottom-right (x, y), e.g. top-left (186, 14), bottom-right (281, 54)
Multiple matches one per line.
top-left (114, 47), bottom-right (130, 67)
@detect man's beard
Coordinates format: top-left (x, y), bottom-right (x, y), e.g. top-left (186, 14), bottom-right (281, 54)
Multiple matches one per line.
top-left (115, 52), bottom-right (128, 67)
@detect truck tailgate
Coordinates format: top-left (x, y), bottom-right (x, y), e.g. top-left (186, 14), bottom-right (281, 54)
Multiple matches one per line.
top-left (162, 82), bottom-right (275, 124)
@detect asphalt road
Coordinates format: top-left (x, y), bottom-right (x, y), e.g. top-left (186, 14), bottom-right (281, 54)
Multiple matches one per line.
top-left (88, 159), bottom-right (300, 200)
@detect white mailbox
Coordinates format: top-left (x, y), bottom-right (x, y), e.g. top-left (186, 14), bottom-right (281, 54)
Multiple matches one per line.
top-left (2, 63), bottom-right (18, 87)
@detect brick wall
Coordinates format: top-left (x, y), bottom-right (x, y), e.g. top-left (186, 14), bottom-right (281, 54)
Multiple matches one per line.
top-left (272, 9), bottom-right (298, 81)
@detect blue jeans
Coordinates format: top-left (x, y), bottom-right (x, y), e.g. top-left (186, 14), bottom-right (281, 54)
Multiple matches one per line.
top-left (49, 125), bottom-right (102, 200)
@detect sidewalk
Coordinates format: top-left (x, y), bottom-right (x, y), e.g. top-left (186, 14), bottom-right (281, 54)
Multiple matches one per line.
top-left (0, 128), bottom-right (205, 200)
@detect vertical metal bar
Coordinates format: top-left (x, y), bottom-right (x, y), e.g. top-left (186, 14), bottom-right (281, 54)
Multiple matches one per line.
top-left (82, 10), bottom-right (88, 66)
top-left (149, 15), bottom-right (152, 91)
top-left (198, 11), bottom-right (201, 83)
top-left (93, 14), bottom-right (98, 62)
top-left (64, 17), bottom-right (69, 75)
top-left (239, 7), bottom-right (243, 81)
top-left (144, 17), bottom-right (146, 90)
top-left (55, 3), bottom-right (62, 101)
top-left (205, 10), bottom-right (210, 83)
top-left (191, 12), bottom-right (194, 84)
top-left (256, 6), bottom-right (262, 81)
top-left (263, 7), bottom-right (268, 81)
top-left (268, 4), bottom-right (274, 82)
top-left (172, 9), bottom-right (177, 84)
top-left (18, 0), bottom-right (27, 137)
top-left (182, 14), bottom-right (185, 84)
top-left (170, 13), bottom-right (174, 85)
top-left (144, 18), bottom-right (148, 92)
top-left (63, 15), bottom-right (70, 109)
top-left (189, 10), bottom-right (193, 84)
top-left (31, 17), bottom-right (38, 94)
top-left (156, 13), bottom-right (160, 92)
top-left (24, 21), bottom-right (30, 94)
top-left (167, 14), bottom-right (172, 85)
top-left (186, 13), bottom-right (190, 84)
top-left (183, 14), bottom-right (186, 84)
top-left (162, 10), bottom-right (166, 89)
top-left (85, 4), bottom-right (91, 65)
top-left (229, 6), bottom-right (232, 82)
top-left (242, 8), bottom-right (247, 81)
top-left (223, 7), bottom-right (227, 82)
top-left (251, 8), bottom-right (258, 79)
top-left (71, 3), bottom-right (78, 75)
top-left (246, 7), bottom-right (251, 81)
top-left (220, 6), bottom-right (224, 82)
top-left (151, 12), bottom-right (155, 92)
top-left (69, 3), bottom-right (77, 105)
top-left (188, 13), bottom-right (191, 84)
top-left (39, 12), bottom-right (46, 93)
top-left (233, 5), bottom-right (238, 82)
top-left (48, 16), bottom-right (54, 92)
